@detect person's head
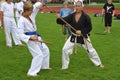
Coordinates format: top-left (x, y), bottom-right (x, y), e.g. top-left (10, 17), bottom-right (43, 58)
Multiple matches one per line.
top-left (23, 1), bottom-right (33, 16)
top-left (6, 0), bottom-right (12, 3)
top-left (22, 0), bottom-right (27, 3)
top-left (16, 0), bottom-right (22, 2)
top-left (107, 0), bottom-right (112, 4)
top-left (63, 1), bottom-right (69, 8)
top-left (75, 1), bottom-right (83, 13)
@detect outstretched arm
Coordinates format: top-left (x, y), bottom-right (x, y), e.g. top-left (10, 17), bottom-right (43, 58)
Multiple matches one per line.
top-left (31, 2), bottom-right (43, 19)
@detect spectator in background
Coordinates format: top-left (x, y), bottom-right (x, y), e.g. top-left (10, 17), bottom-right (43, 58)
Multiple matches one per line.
top-left (1, 0), bottom-right (24, 47)
top-left (0, 0), bottom-right (3, 29)
top-left (59, 1), bottom-right (72, 40)
top-left (102, 0), bottom-right (115, 33)
top-left (14, 0), bottom-right (24, 23)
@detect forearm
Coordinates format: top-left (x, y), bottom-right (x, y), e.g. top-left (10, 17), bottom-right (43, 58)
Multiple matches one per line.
top-left (102, 9), bottom-right (105, 14)
top-left (112, 10), bottom-right (115, 16)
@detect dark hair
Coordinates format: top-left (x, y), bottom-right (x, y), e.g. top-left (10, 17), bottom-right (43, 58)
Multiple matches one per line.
top-left (75, 1), bottom-right (83, 7)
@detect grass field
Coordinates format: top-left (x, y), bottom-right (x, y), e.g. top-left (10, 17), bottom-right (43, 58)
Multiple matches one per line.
top-left (0, 13), bottom-right (120, 80)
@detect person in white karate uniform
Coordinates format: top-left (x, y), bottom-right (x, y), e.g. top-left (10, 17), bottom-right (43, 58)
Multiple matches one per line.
top-left (14, 0), bottom-right (24, 23)
top-left (1, 0), bottom-right (23, 47)
top-left (0, 0), bottom-right (4, 29)
top-left (17, 1), bottom-right (51, 77)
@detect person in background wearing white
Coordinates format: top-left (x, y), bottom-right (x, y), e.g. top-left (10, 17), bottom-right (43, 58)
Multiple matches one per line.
top-left (1, 0), bottom-right (24, 47)
top-left (14, 0), bottom-right (24, 23)
top-left (0, 0), bottom-right (4, 29)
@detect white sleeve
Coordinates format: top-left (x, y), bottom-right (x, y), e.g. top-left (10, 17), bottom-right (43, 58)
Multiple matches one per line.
top-left (18, 18), bottom-right (30, 43)
top-left (1, 2), bottom-right (5, 12)
top-left (14, 3), bottom-right (17, 8)
top-left (18, 5), bottom-right (23, 14)
top-left (31, 2), bottom-right (42, 19)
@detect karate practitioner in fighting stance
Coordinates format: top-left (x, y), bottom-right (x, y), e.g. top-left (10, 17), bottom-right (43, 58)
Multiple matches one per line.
top-left (55, 1), bottom-right (104, 70)
top-left (18, 1), bottom-right (51, 77)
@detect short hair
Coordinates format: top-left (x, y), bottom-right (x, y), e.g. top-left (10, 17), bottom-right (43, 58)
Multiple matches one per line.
top-left (75, 1), bottom-right (83, 7)
top-left (23, 1), bottom-right (33, 12)
top-left (63, 1), bottom-right (69, 6)
top-left (75, 1), bottom-right (84, 7)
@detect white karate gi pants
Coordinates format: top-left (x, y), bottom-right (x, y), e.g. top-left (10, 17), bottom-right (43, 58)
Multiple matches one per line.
top-left (27, 40), bottom-right (50, 75)
top-left (3, 17), bottom-right (22, 46)
top-left (62, 36), bottom-right (102, 69)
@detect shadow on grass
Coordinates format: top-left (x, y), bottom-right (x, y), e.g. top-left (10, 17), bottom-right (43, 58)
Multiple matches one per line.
top-left (95, 32), bottom-right (107, 35)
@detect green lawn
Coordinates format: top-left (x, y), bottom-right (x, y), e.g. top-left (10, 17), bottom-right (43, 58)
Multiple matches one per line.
top-left (0, 13), bottom-right (120, 80)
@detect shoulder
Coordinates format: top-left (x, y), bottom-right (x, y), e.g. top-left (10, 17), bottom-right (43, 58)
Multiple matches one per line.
top-left (1, 2), bottom-right (6, 6)
top-left (11, 2), bottom-right (14, 5)
top-left (69, 12), bottom-right (75, 16)
top-left (60, 8), bottom-right (64, 12)
top-left (111, 3), bottom-right (115, 6)
top-left (68, 8), bottom-right (71, 11)
top-left (82, 12), bottom-right (91, 20)
top-left (19, 1), bottom-right (24, 6)
top-left (60, 8), bottom-right (64, 10)
top-left (19, 16), bottom-right (26, 22)
top-left (104, 3), bottom-right (107, 6)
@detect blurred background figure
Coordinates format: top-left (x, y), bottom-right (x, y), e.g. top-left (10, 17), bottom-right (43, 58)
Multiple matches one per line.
top-left (1, 0), bottom-right (24, 47)
top-left (59, 1), bottom-right (72, 40)
top-left (14, 0), bottom-right (24, 23)
top-left (0, 0), bottom-right (4, 29)
top-left (102, 0), bottom-right (115, 33)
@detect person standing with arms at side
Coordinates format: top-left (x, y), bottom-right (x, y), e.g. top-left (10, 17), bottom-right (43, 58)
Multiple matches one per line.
top-left (55, 1), bottom-right (104, 70)
top-left (18, 1), bottom-right (51, 77)
top-left (1, 0), bottom-right (24, 47)
top-left (59, 1), bottom-right (72, 40)
top-left (102, 0), bottom-right (115, 33)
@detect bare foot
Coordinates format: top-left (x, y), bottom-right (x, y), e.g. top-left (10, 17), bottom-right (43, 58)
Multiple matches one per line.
top-left (7, 46), bottom-right (12, 48)
top-left (27, 74), bottom-right (38, 77)
top-left (98, 64), bottom-right (104, 68)
top-left (42, 68), bottom-right (52, 70)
